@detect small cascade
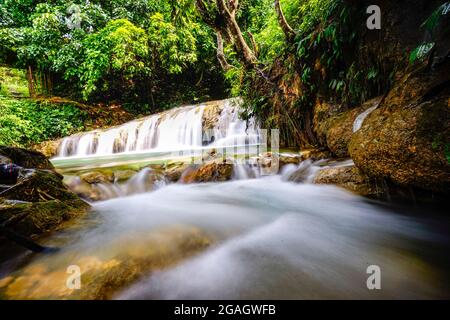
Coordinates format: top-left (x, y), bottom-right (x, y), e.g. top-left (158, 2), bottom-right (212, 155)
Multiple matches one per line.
top-left (353, 105), bottom-right (378, 132)
top-left (92, 168), bottom-right (166, 200)
top-left (56, 98), bottom-right (259, 158)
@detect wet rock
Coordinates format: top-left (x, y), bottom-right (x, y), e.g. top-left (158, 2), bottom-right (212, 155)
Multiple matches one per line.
top-left (202, 100), bottom-right (224, 130)
top-left (113, 170), bottom-right (137, 183)
top-left (0, 198), bottom-right (88, 238)
top-left (80, 171), bottom-right (114, 184)
top-left (313, 165), bottom-right (382, 197)
top-left (300, 149), bottom-right (331, 161)
top-left (64, 176), bottom-right (104, 201)
top-left (0, 146), bottom-right (54, 170)
top-left (165, 163), bottom-right (190, 182)
top-left (349, 67), bottom-right (450, 194)
top-left (1, 169), bottom-right (82, 203)
top-left (180, 160), bottom-right (233, 183)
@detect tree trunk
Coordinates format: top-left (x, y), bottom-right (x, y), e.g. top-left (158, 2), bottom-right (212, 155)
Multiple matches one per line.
top-left (27, 66), bottom-right (35, 97)
top-left (216, 32), bottom-right (233, 71)
top-left (275, 0), bottom-right (296, 40)
top-left (216, 0), bottom-right (257, 68)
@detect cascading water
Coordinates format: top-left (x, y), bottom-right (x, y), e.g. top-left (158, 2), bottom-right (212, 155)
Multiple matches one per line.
top-left (56, 98), bottom-right (259, 158)
top-left (1, 99), bottom-right (449, 300)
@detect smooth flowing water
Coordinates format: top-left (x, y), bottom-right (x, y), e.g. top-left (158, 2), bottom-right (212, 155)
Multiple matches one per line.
top-left (1, 100), bottom-right (449, 300)
top-left (1, 173), bottom-right (449, 299)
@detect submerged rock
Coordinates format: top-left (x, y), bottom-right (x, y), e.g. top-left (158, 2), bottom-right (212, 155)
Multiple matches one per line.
top-left (0, 226), bottom-right (212, 299)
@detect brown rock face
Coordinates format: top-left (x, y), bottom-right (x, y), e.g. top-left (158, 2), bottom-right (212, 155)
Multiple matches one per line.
top-left (313, 97), bottom-right (383, 158)
top-left (180, 160), bottom-right (233, 183)
top-left (349, 66), bottom-right (450, 194)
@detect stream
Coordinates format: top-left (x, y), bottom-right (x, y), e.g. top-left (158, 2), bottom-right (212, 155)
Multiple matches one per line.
top-left (0, 99), bottom-right (449, 299)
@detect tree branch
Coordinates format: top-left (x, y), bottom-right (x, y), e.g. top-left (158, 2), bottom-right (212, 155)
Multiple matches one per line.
top-left (275, 0), bottom-right (296, 40)
top-left (216, 0), bottom-right (257, 67)
top-left (216, 32), bottom-right (233, 71)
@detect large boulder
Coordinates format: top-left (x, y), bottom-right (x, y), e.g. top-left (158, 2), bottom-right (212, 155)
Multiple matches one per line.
top-left (349, 65), bottom-right (450, 194)
top-left (0, 148), bottom-right (89, 242)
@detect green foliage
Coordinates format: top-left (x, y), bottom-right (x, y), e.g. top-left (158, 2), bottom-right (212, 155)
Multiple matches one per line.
top-left (410, 2), bottom-right (449, 64)
top-left (0, 66), bottom-right (29, 97)
top-left (0, 96), bottom-right (87, 147)
top-left (147, 13), bottom-right (197, 74)
top-left (78, 19), bottom-right (149, 100)
top-left (0, 0), bottom-right (221, 109)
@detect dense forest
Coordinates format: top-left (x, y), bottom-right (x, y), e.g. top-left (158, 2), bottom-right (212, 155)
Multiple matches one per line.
top-left (1, 0), bottom-right (449, 145)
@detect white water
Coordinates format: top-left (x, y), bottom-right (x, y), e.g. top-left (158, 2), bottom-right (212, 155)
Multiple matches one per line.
top-left (353, 105), bottom-right (378, 132)
top-left (56, 98), bottom-right (259, 158)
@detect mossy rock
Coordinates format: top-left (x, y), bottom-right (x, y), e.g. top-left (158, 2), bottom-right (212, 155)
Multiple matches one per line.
top-left (1, 169), bottom-right (80, 203)
top-left (0, 147), bottom-right (54, 170)
top-left (0, 198), bottom-right (89, 238)
top-left (349, 68), bottom-right (450, 194)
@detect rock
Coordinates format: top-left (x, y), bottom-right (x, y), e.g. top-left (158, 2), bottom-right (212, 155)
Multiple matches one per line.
top-left (300, 149), bottom-right (331, 161)
top-left (202, 100), bottom-right (224, 130)
top-left (313, 97), bottom-right (383, 158)
top-left (80, 171), bottom-right (114, 184)
top-left (0, 146), bottom-right (54, 170)
top-left (0, 198), bottom-right (88, 238)
top-left (0, 226), bottom-right (212, 299)
top-left (180, 160), bottom-right (233, 183)
top-left (165, 162), bottom-right (190, 182)
top-left (113, 170), bottom-right (137, 183)
top-left (279, 154), bottom-right (301, 167)
top-left (1, 169), bottom-right (83, 203)
top-left (313, 165), bottom-right (382, 197)
top-left (0, 155), bottom-right (12, 165)
top-left (0, 147), bottom-right (90, 244)
top-left (64, 176), bottom-right (104, 201)
top-left (349, 67), bottom-right (450, 194)
top-left (32, 139), bottom-right (61, 158)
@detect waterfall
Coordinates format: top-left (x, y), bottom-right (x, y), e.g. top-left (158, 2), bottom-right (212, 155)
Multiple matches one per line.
top-left (55, 98), bottom-right (258, 158)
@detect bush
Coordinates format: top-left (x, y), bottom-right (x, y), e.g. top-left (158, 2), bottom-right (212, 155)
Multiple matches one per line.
top-left (0, 97), bottom-right (87, 147)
